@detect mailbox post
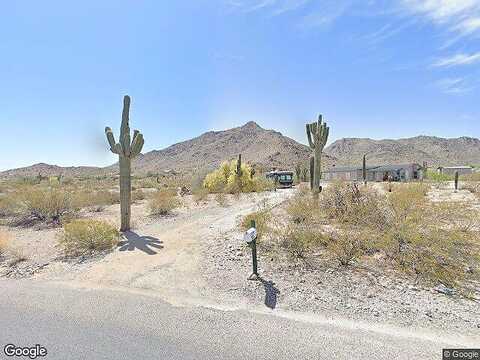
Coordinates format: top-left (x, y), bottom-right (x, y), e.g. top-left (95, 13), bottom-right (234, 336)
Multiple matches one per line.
top-left (244, 219), bottom-right (259, 280)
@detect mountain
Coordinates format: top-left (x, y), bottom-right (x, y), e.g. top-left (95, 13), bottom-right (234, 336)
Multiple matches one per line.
top-left (0, 163), bottom-right (103, 179)
top-left (325, 136), bottom-right (480, 167)
top-left (126, 121), bottom-right (331, 175)
top-left (1, 122), bottom-right (330, 178)
top-left (3, 125), bottom-right (478, 179)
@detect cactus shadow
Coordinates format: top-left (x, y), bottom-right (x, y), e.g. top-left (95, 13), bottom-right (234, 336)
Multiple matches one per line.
top-left (117, 231), bottom-right (164, 255)
top-left (258, 277), bottom-right (280, 310)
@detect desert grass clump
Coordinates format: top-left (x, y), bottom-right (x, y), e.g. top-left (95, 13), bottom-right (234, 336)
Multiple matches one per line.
top-left (285, 187), bottom-right (318, 224)
top-left (240, 208), bottom-right (272, 240)
top-left (278, 224), bottom-right (326, 259)
top-left (16, 187), bottom-right (74, 225)
top-left (60, 219), bottom-right (119, 257)
top-left (149, 190), bottom-right (181, 216)
top-left (72, 190), bottom-right (119, 211)
top-left (0, 195), bottom-right (17, 218)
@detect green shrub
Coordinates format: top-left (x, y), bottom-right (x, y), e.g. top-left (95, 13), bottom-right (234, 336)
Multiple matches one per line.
top-left (149, 190), bottom-right (181, 215)
top-left (203, 160), bottom-right (271, 194)
top-left (60, 219), bottom-right (119, 257)
top-left (425, 170), bottom-right (453, 182)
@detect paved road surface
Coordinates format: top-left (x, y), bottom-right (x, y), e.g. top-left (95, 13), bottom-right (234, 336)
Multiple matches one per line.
top-left (0, 280), bottom-right (474, 360)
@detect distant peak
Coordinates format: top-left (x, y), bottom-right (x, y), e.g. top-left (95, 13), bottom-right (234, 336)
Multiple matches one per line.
top-left (241, 121), bottom-right (262, 130)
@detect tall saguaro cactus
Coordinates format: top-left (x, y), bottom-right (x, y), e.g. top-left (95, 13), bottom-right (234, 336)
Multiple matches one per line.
top-left (363, 154), bottom-right (367, 185)
top-left (105, 96), bottom-right (144, 231)
top-left (306, 115), bottom-right (329, 194)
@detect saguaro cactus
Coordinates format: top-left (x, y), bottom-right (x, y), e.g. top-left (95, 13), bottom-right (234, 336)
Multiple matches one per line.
top-left (236, 154), bottom-right (242, 177)
top-left (363, 154), bottom-right (367, 185)
top-left (454, 171), bottom-right (459, 192)
top-left (105, 95), bottom-right (144, 231)
top-left (306, 115), bottom-right (329, 194)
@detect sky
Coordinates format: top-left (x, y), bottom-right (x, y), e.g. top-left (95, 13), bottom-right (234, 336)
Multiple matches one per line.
top-left (1, 0), bottom-right (479, 171)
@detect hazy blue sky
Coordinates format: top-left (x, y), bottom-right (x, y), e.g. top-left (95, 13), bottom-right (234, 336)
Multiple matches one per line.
top-left (1, 0), bottom-right (479, 170)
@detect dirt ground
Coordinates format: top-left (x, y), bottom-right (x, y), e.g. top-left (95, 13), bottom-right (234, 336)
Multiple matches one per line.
top-left (1, 182), bottom-right (479, 338)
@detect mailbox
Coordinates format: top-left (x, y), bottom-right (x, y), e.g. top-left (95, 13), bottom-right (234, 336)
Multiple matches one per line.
top-left (244, 227), bottom-right (257, 243)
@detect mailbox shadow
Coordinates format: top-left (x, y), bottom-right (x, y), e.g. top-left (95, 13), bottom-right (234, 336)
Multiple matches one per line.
top-left (117, 231), bottom-right (164, 255)
top-left (259, 277), bottom-right (280, 310)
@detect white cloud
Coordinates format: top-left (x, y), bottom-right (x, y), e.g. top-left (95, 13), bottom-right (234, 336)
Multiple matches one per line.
top-left (454, 16), bottom-right (480, 34)
top-left (435, 77), bottom-right (474, 93)
top-left (433, 52), bottom-right (480, 67)
top-left (400, 0), bottom-right (480, 36)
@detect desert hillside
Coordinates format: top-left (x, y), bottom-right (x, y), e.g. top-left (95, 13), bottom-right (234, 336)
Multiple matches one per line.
top-left (2, 124), bottom-right (479, 178)
top-left (0, 163), bottom-right (103, 179)
top-left (325, 136), bottom-right (480, 167)
top-left (124, 121), bottom-right (331, 175)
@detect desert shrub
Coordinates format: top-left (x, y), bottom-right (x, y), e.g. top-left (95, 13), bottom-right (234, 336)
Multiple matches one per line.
top-left (285, 188), bottom-right (318, 224)
top-left (240, 209), bottom-right (272, 240)
top-left (149, 190), bottom-right (181, 215)
top-left (321, 181), bottom-right (388, 230)
top-left (215, 192), bottom-right (228, 207)
top-left (203, 160), bottom-right (268, 194)
top-left (278, 224), bottom-right (326, 259)
top-left (60, 219), bottom-right (119, 257)
top-left (15, 187), bottom-right (74, 224)
top-left (135, 177), bottom-right (159, 189)
top-left (0, 195), bottom-right (17, 217)
top-left (73, 190), bottom-right (119, 210)
top-left (374, 185), bottom-right (479, 286)
top-left (327, 231), bottom-right (368, 266)
top-left (425, 170), bottom-right (453, 182)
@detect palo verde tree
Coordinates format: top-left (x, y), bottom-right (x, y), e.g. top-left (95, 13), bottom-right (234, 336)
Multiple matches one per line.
top-left (105, 95), bottom-right (144, 231)
top-left (306, 114), bottom-right (329, 195)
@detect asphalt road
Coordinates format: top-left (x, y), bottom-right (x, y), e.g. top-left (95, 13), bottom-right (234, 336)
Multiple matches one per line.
top-left (0, 280), bottom-right (474, 360)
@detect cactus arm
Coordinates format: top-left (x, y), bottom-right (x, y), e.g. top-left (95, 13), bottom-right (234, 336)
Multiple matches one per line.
top-left (105, 127), bottom-right (123, 155)
top-left (131, 132), bottom-right (144, 157)
top-left (306, 124), bottom-right (314, 149)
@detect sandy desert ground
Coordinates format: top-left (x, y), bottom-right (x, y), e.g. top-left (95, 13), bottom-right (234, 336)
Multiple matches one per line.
top-left (0, 181), bottom-right (479, 341)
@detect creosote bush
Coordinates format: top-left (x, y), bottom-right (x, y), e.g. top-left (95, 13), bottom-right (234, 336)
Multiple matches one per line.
top-left (16, 187), bottom-right (74, 225)
top-left (149, 189), bottom-right (181, 215)
top-left (60, 219), bottom-right (119, 257)
top-left (327, 231), bottom-right (368, 266)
